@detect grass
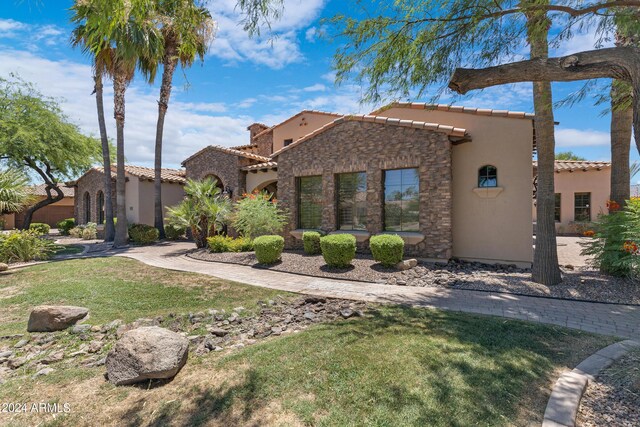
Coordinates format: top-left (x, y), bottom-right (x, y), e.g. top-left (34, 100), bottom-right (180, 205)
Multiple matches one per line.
top-left (0, 258), bottom-right (616, 426)
top-left (53, 244), bottom-right (84, 256)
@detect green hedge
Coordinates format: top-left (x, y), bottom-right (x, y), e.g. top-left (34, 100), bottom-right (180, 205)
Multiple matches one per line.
top-left (320, 234), bottom-right (356, 268)
top-left (56, 218), bottom-right (75, 236)
top-left (370, 234), bottom-right (405, 267)
top-left (128, 224), bottom-right (159, 244)
top-left (29, 223), bottom-right (50, 235)
top-left (303, 231), bottom-right (322, 255)
top-left (207, 235), bottom-right (254, 253)
top-left (164, 224), bottom-right (186, 240)
top-left (254, 235), bottom-right (284, 264)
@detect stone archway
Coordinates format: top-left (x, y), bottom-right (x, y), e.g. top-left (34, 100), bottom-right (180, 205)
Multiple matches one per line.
top-left (204, 174), bottom-right (225, 192)
top-left (253, 179), bottom-right (278, 199)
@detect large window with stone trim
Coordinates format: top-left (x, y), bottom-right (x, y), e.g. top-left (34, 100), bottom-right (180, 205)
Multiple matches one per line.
top-left (384, 168), bottom-right (420, 232)
top-left (336, 172), bottom-right (367, 231)
top-left (297, 176), bottom-right (323, 229)
top-left (574, 192), bottom-right (591, 222)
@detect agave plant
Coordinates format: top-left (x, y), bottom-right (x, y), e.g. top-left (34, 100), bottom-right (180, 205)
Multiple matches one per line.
top-left (0, 169), bottom-right (35, 214)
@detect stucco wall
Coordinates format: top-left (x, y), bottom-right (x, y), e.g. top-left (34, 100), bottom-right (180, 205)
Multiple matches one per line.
top-left (246, 169), bottom-right (278, 193)
top-left (184, 148), bottom-right (245, 198)
top-left (375, 107), bottom-right (534, 266)
top-left (532, 168), bottom-right (611, 233)
top-left (276, 120), bottom-right (453, 260)
top-left (135, 180), bottom-right (185, 225)
top-left (272, 112), bottom-right (339, 153)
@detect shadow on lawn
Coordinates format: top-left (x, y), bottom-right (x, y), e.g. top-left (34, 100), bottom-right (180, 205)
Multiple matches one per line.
top-left (114, 306), bottom-right (593, 426)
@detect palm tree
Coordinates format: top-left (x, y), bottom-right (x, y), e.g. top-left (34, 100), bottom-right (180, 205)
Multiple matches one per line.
top-left (70, 0), bottom-right (163, 247)
top-left (0, 169), bottom-right (34, 214)
top-left (152, 0), bottom-right (215, 239)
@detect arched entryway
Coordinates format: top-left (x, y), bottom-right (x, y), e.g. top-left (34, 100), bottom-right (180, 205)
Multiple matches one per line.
top-left (254, 179), bottom-right (278, 199)
top-left (204, 174), bottom-right (224, 192)
top-left (83, 192), bottom-right (91, 224)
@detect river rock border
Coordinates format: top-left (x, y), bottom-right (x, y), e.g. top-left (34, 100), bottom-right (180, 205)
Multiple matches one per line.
top-left (542, 339), bottom-right (640, 427)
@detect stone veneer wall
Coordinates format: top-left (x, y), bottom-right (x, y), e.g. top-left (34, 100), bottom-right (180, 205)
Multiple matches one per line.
top-left (183, 148), bottom-right (246, 199)
top-left (275, 120), bottom-right (453, 260)
top-left (253, 130), bottom-right (274, 157)
top-left (74, 169), bottom-right (117, 225)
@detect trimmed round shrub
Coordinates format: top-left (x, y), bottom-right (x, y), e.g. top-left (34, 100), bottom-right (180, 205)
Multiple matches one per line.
top-left (302, 231), bottom-right (322, 255)
top-left (320, 234), bottom-right (356, 268)
top-left (128, 224), bottom-right (159, 244)
top-left (370, 234), bottom-right (405, 267)
top-left (164, 224), bottom-right (186, 240)
top-left (56, 218), bottom-right (75, 236)
top-left (29, 223), bottom-right (51, 235)
top-left (254, 235), bottom-right (284, 264)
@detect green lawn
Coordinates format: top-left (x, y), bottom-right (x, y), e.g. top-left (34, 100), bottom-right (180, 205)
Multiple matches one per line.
top-left (53, 244), bottom-right (85, 256)
top-left (0, 258), bottom-right (615, 427)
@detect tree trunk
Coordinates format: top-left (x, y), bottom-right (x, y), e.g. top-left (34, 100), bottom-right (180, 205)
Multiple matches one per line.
top-left (21, 187), bottom-right (64, 230)
top-left (113, 73), bottom-right (129, 247)
top-left (154, 51), bottom-right (179, 240)
top-left (526, 4), bottom-right (563, 285)
top-left (94, 74), bottom-right (116, 242)
top-left (610, 80), bottom-right (633, 206)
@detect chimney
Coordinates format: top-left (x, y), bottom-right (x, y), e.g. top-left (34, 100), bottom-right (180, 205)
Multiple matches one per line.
top-left (247, 123), bottom-right (269, 142)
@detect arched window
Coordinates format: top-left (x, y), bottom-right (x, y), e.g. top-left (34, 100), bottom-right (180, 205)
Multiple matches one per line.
top-left (478, 165), bottom-right (498, 188)
top-left (83, 192), bottom-right (91, 223)
top-left (97, 191), bottom-right (105, 224)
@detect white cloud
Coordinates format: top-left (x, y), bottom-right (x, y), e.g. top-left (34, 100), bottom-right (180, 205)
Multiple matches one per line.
top-left (305, 27), bottom-right (317, 43)
top-left (0, 18), bottom-right (26, 35)
top-left (237, 97), bottom-right (257, 108)
top-left (301, 83), bottom-right (326, 92)
top-left (555, 128), bottom-right (610, 147)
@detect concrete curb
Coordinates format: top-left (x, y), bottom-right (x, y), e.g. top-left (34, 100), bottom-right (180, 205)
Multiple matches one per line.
top-left (542, 339), bottom-right (640, 427)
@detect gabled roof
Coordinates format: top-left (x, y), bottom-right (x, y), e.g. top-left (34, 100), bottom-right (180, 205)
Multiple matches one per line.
top-left (181, 145), bottom-right (270, 166)
top-left (241, 161), bottom-right (278, 171)
top-left (370, 102), bottom-right (535, 120)
top-left (271, 115), bottom-right (468, 157)
top-left (533, 160), bottom-right (611, 172)
top-left (251, 110), bottom-right (343, 141)
top-left (70, 165), bottom-right (186, 185)
top-left (30, 184), bottom-right (74, 198)
top-left (231, 143), bottom-right (257, 150)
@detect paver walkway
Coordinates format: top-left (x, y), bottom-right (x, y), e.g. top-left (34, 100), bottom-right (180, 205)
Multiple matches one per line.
top-left (112, 242), bottom-right (640, 339)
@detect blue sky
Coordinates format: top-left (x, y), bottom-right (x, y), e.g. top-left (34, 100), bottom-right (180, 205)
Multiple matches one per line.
top-left (0, 0), bottom-right (636, 175)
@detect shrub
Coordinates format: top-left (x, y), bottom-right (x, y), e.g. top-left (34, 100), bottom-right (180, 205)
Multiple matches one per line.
top-left (82, 227), bottom-right (97, 240)
top-left (207, 235), bottom-right (253, 253)
top-left (29, 222), bottom-right (51, 235)
top-left (228, 237), bottom-right (254, 252)
top-left (254, 235), bottom-right (284, 264)
top-left (128, 223), bottom-right (160, 245)
top-left (57, 218), bottom-right (75, 236)
top-left (303, 231), bottom-right (322, 255)
top-left (70, 223), bottom-right (97, 240)
top-left (0, 230), bottom-right (56, 263)
top-left (320, 234), bottom-right (356, 268)
top-left (164, 224), bottom-right (185, 240)
top-left (370, 234), bottom-right (405, 267)
top-left (233, 191), bottom-right (288, 239)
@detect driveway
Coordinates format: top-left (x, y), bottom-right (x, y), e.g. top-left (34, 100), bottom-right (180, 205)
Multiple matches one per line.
top-left (557, 236), bottom-right (590, 267)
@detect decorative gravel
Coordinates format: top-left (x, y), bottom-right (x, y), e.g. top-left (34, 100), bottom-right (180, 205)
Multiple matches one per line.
top-left (577, 348), bottom-right (640, 426)
top-left (187, 249), bottom-right (640, 305)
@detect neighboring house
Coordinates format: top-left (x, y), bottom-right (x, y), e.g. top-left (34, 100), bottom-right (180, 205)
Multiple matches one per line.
top-left (532, 160), bottom-right (611, 234)
top-left (183, 104), bottom-right (536, 267)
top-left (68, 165), bottom-right (186, 226)
top-left (1, 184), bottom-right (75, 229)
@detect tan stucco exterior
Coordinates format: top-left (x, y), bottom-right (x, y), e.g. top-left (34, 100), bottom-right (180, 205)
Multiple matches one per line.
top-left (375, 107), bottom-right (534, 266)
top-left (246, 169), bottom-right (278, 194)
top-left (122, 175), bottom-right (185, 225)
top-left (2, 195), bottom-right (74, 230)
top-left (272, 112), bottom-right (340, 153)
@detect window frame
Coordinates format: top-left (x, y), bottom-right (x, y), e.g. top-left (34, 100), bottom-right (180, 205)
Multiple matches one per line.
top-left (554, 193), bottom-right (561, 222)
top-left (336, 171), bottom-right (367, 231)
top-left (284, 138), bottom-right (293, 147)
top-left (296, 175), bottom-right (323, 229)
top-left (83, 192), bottom-right (91, 223)
top-left (383, 168), bottom-right (420, 232)
top-left (97, 191), bottom-right (105, 224)
top-left (574, 192), bottom-right (591, 222)
top-left (478, 165), bottom-right (498, 188)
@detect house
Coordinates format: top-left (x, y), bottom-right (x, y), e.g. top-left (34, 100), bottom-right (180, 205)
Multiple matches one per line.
top-left (1, 184), bottom-right (75, 229)
top-left (182, 104), bottom-right (536, 267)
top-left (533, 160), bottom-right (611, 234)
top-left (68, 165), bottom-right (186, 226)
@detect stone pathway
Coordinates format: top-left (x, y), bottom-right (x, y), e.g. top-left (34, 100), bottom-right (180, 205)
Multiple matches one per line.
top-left (557, 236), bottom-right (590, 267)
top-left (113, 242), bottom-right (640, 340)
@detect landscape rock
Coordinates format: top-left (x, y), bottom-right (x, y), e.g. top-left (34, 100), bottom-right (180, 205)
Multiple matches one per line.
top-left (207, 327), bottom-right (228, 337)
top-left (41, 351), bottom-right (64, 365)
top-left (14, 338), bottom-right (29, 348)
top-left (8, 357), bottom-right (26, 369)
top-left (0, 263), bottom-right (8, 272)
top-left (105, 326), bottom-right (189, 386)
top-left (71, 324), bottom-right (92, 334)
top-left (27, 306), bottom-right (89, 332)
top-left (33, 367), bottom-right (54, 378)
top-left (395, 259), bottom-right (418, 271)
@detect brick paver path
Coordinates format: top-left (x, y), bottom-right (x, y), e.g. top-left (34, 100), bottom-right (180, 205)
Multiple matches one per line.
top-left (115, 242), bottom-right (640, 339)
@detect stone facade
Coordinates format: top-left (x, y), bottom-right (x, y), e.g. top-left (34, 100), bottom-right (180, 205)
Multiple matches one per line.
top-left (183, 147), bottom-right (247, 199)
top-left (253, 129), bottom-right (273, 157)
top-left (73, 169), bottom-right (117, 225)
top-left (275, 120), bottom-right (453, 260)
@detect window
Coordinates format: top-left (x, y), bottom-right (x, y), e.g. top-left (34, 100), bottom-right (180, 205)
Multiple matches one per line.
top-left (384, 168), bottom-right (419, 232)
top-left (478, 165), bottom-right (498, 188)
top-left (297, 176), bottom-right (323, 229)
top-left (284, 138), bottom-right (293, 147)
top-left (554, 193), bottom-right (561, 222)
top-left (574, 192), bottom-right (591, 222)
top-left (83, 192), bottom-right (91, 223)
top-left (97, 191), bottom-right (105, 224)
top-left (337, 172), bottom-right (367, 230)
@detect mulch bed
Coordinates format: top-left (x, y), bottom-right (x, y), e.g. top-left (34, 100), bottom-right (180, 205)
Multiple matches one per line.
top-left (577, 348), bottom-right (640, 426)
top-left (187, 249), bottom-right (640, 305)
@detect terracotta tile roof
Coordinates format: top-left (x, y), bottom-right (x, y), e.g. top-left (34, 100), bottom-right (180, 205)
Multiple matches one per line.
top-left (533, 160), bottom-right (611, 172)
top-left (231, 143), bottom-right (258, 150)
top-left (271, 115), bottom-right (468, 157)
top-left (120, 165), bottom-right (186, 183)
top-left (30, 184), bottom-right (74, 197)
top-left (251, 110), bottom-right (344, 141)
top-left (241, 161), bottom-right (278, 171)
top-left (181, 145), bottom-right (270, 166)
top-left (370, 102), bottom-right (535, 120)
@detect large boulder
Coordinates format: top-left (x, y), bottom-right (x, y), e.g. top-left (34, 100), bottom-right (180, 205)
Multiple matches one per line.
top-left (27, 306), bottom-right (89, 332)
top-left (105, 326), bottom-right (189, 386)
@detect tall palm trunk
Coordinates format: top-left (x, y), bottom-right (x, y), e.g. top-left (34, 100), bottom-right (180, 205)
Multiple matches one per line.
top-left (113, 73), bottom-right (129, 247)
top-left (94, 74), bottom-right (115, 242)
top-left (154, 43), bottom-right (179, 239)
top-left (527, 4), bottom-right (562, 285)
top-left (610, 81), bottom-right (633, 206)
